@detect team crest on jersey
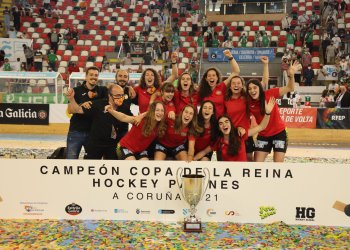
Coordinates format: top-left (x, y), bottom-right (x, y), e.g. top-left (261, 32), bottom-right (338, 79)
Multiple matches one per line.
top-left (216, 90), bottom-right (222, 95)
top-left (181, 132), bottom-right (187, 136)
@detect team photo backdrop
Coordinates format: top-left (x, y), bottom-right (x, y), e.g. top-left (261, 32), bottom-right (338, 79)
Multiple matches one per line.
top-left (0, 160), bottom-right (349, 227)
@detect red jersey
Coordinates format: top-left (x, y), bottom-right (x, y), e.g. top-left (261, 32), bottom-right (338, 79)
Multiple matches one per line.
top-left (202, 82), bottom-right (227, 118)
top-left (158, 119), bottom-right (195, 148)
top-left (211, 137), bottom-right (247, 161)
top-left (173, 90), bottom-right (199, 114)
top-left (194, 125), bottom-right (212, 153)
top-left (119, 120), bottom-right (157, 153)
top-left (225, 97), bottom-right (250, 140)
top-left (249, 88), bottom-right (285, 137)
top-left (134, 86), bottom-right (153, 113)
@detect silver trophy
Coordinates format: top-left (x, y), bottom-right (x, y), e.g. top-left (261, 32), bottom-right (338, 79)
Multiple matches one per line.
top-left (176, 167), bottom-right (210, 232)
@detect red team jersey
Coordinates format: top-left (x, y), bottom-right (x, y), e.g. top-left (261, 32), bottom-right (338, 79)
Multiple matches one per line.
top-left (225, 97), bottom-right (250, 140)
top-left (202, 82), bottom-right (227, 118)
top-left (194, 125), bottom-right (212, 153)
top-left (211, 137), bottom-right (247, 161)
top-left (158, 119), bottom-right (195, 148)
top-left (248, 88), bottom-right (285, 137)
top-left (155, 96), bottom-right (176, 117)
top-left (134, 86), bottom-right (154, 113)
top-left (173, 90), bottom-right (199, 114)
top-left (119, 120), bottom-right (157, 153)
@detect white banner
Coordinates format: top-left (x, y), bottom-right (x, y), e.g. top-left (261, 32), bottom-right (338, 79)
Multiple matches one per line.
top-left (0, 160), bottom-right (349, 227)
top-left (0, 38), bottom-right (32, 62)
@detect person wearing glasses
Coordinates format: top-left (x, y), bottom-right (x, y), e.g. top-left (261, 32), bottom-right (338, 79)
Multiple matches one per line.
top-left (66, 84), bottom-right (143, 159)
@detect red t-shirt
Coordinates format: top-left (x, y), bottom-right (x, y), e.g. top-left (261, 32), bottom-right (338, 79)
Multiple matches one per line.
top-left (119, 120), bottom-right (157, 153)
top-left (158, 119), bottom-right (195, 148)
top-left (194, 125), bottom-right (212, 153)
top-left (134, 86), bottom-right (153, 113)
top-left (173, 90), bottom-right (199, 114)
top-left (248, 88), bottom-right (285, 137)
top-left (225, 97), bottom-right (250, 140)
top-left (211, 137), bottom-right (247, 161)
top-left (202, 82), bottom-right (227, 118)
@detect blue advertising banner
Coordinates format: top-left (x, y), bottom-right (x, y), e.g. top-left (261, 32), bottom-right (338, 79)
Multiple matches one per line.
top-left (208, 48), bottom-right (275, 62)
top-left (316, 108), bottom-right (350, 129)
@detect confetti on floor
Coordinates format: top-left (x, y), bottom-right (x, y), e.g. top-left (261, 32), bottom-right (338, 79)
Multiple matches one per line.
top-left (0, 220), bottom-right (350, 249)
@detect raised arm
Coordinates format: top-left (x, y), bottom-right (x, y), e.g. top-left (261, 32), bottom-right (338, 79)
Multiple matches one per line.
top-left (105, 105), bottom-right (136, 124)
top-left (223, 49), bottom-right (240, 86)
top-left (279, 60), bottom-right (300, 96)
top-left (260, 56), bottom-right (269, 88)
top-left (65, 88), bottom-right (84, 114)
top-left (164, 51), bottom-right (179, 83)
top-left (248, 97), bottom-right (276, 136)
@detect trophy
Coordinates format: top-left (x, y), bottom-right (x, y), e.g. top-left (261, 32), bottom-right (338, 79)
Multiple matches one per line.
top-left (176, 167), bottom-right (210, 232)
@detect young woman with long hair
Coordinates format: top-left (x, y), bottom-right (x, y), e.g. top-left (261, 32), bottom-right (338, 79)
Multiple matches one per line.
top-left (246, 60), bottom-right (300, 162)
top-left (193, 101), bottom-right (218, 161)
top-left (154, 104), bottom-right (203, 161)
top-left (133, 52), bottom-right (178, 113)
top-left (115, 101), bottom-right (167, 160)
top-left (173, 72), bottom-right (199, 114)
top-left (194, 98), bottom-right (276, 161)
top-left (150, 82), bottom-right (177, 120)
top-left (198, 50), bottom-right (240, 118)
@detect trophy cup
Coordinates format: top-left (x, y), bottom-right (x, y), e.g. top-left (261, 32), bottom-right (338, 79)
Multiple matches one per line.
top-left (176, 167), bottom-right (210, 232)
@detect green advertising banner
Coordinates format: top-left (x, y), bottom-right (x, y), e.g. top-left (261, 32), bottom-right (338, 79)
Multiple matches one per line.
top-left (0, 93), bottom-right (67, 104)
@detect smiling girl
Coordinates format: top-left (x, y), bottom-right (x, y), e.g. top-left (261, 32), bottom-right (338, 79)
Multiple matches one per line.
top-left (154, 105), bottom-right (203, 161)
top-left (173, 72), bottom-right (199, 114)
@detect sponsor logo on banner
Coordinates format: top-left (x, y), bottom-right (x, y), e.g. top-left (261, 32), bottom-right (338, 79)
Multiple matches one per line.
top-left (158, 209), bottom-right (175, 214)
top-left (91, 209), bottom-right (108, 213)
top-left (316, 108), bottom-right (350, 129)
top-left (296, 207), bottom-right (316, 221)
top-left (208, 48), bottom-right (274, 62)
top-left (0, 103), bottom-right (49, 125)
top-left (225, 210), bottom-right (240, 216)
top-left (114, 208), bottom-right (128, 214)
top-left (23, 205), bottom-right (45, 215)
top-left (136, 208), bottom-right (150, 215)
top-left (279, 108), bottom-right (317, 128)
top-left (259, 206), bottom-right (277, 219)
top-left (207, 209), bottom-right (217, 217)
top-left (65, 203), bottom-right (82, 215)
top-left (183, 208), bottom-right (190, 216)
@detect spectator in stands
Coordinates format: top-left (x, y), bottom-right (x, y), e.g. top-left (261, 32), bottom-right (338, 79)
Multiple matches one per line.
top-left (143, 53), bottom-right (153, 65)
top-left (160, 37), bottom-right (169, 61)
top-left (52, 7), bottom-right (61, 19)
top-left (340, 0), bottom-right (348, 18)
top-left (171, 33), bottom-right (181, 51)
top-left (43, 0), bottom-right (51, 9)
top-left (47, 49), bottom-right (58, 71)
top-left (222, 38), bottom-right (233, 48)
top-left (71, 25), bottom-right (79, 42)
top-left (335, 84), bottom-right (350, 108)
top-left (12, 7), bottom-right (21, 31)
top-left (0, 50), bottom-right (4, 68)
top-left (3, 7), bottom-right (10, 33)
top-left (281, 14), bottom-right (291, 31)
top-left (322, 34), bottom-right (331, 64)
top-left (143, 14), bottom-right (151, 33)
top-left (261, 32), bottom-right (270, 47)
top-left (286, 30), bottom-right (295, 50)
top-left (316, 64), bottom-right (329, 83)
top-left (65, 66), bottom-right (109, 159)
top-left (319, 89), bottom-right (331, 107)
top-left (298, 13), bottom-right (309, 26)
top-left (211, 35), bottom-right (220, 48)
top-left (68, 62), bottom-right (80, 75)
top-left (39, 6), bottom-right (46, 18)
top-left (211, 0), bottom-right (217, 11)
top-left (303, 65), bottom-right (315, 86)
top-left (310, 11), bottom-right (319, 30)
top-left (304, 30), bottom-right (314, 52)
top-left (48, 29), bottom-right (61, 53)
top-left (332, 34), bottom-right (342, 50)
top-left (238, 33), bottom-right (247, 47)
top-left (253, 32), bottom-right (261, 48)
top-left (1, 58), bottom-right (12, 71)
top-left (122, 33), bottom-right (130, 54)
top-left (326, 41), bottom-right (337, 64)
top-left (152, 38), bottom-right (160, 62)
top-left (281, 54), bottom-right (290, 86)
top-left (121, 53), bottom-right (133, 65)
top-left (196, 34), bottom-right (204, 53)
top-left (12, 58), bottom-right (21, 71)
top-left (33, 49), bottom-right (43, 71)
top-left (191, 11), bottom-right (199, 33)
top-left (23, 44), bottom-right (34, 70)
top-left (79, 0), bottom-right (87, 10)
top-left (8, 28), bottom-right (17, 38)
top-left (302, 48), bottom-right (312, 71)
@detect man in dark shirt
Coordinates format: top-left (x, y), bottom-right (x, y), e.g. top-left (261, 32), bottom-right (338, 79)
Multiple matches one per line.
top-left (66, 84), bottom-right (138, 159)
top-left (66, 66), bottom-right (108, 159)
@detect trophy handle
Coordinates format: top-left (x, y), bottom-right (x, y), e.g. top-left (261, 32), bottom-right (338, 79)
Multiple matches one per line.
top-left (176, 167), bottom-right (185, 200)
top-left (201, 167), bottom-right (210, 200)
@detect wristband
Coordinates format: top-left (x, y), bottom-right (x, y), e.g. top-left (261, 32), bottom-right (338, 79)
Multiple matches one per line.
top-left (228, 57), bottom-right (234, 61)
top-left (265, 112), bottom-right (271, 115)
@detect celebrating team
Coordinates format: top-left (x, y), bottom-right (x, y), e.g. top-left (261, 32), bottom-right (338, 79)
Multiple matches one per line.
top-left (65, 50), bottom-right (300, 162)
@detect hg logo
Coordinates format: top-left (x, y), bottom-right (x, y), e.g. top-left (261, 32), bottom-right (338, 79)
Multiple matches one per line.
top-left (296, 207), bottom-right (315, 220)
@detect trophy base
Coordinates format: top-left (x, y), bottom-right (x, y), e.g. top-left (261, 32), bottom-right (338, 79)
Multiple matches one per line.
top-left (184, 220), bottom-right (202, 233)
